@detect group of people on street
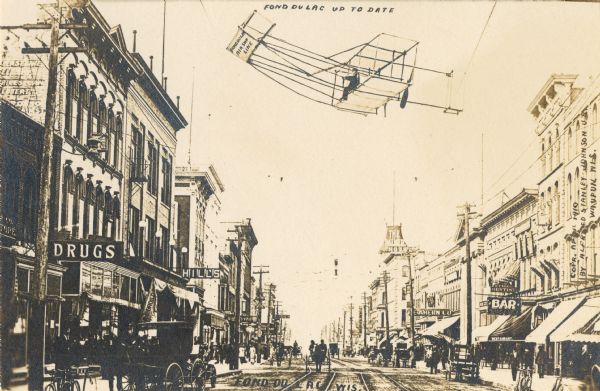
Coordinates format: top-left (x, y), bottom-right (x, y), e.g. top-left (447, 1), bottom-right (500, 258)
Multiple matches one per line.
top-left (308, 340), bottom-right (328, 372)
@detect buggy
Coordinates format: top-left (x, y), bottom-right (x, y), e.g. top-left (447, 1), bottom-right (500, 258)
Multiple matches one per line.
top-left (121, 321), bottom-right (213, 391)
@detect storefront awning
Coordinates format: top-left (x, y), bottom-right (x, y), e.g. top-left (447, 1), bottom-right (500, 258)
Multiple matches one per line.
top-left (489, 307), bottom-right (533, 341)
top-left (525, 298), bottom-right (585, 344)
top-left (422, 316), bottom-right (460, 337)
top-left (202, 309), bottom-right (227, 330)
top-left (472, 315), bottom-right (510, 343)
top-left (550, 297), bottom-right (600, 343)
top-left (494, 261), bottom-right (519, 283)
top-left (154, 278), bottom-right (201, 306)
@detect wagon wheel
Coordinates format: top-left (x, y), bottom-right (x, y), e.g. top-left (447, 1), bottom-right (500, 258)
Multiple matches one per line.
top-left (191, 359), bottom-right (205, 391)
top-left (121, 372), bottom-right (137, 391)
top-left (164, 363), bottom-right (184, 391)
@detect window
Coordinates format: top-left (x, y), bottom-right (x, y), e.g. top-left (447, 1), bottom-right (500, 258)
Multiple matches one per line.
top-left (83, 180), bottom-right (94, 238)
top-left (146, 217), bottom-right (156, 262)
top-left (94, 185), bottom-right (104, 237)
top-left (161, 225), bottom-right (169, 268)
top-left (541, 142), bottom-right (546, 174)
top-left (72, 174), bottom-right (84, 238)
top-left (130, 125), bottom-right (143, 180)
top-left (129, 206), bottom-right (140, 256)
top-left (147, 139), bottom-right (158, 196)
top-left (548, 135), bottom-right (553, 169)
top-left (103, 191), bottom-right (112, 237)
top-left (65, 70), bottom-right (77, 136)
top-left (113, 114), bottom-right (122, 169)
top-left (402, 266), bottom-right (409, 277)
top-left (77, 80), bottom-right (87, 141)
top-left (61, 165), bottom-right (74, 229)
top-left (112, 197), bottom-right (120, 239)
top-left (88, 92), bottom-right (98, 141)
top-left (161, 155), bottom-right (172, 204)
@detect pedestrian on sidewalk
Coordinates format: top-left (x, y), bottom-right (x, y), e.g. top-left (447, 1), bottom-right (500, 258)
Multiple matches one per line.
top-left (535, 345), bottom-right (546, 379)
top-left (510, 346), bottom-right (521, 382)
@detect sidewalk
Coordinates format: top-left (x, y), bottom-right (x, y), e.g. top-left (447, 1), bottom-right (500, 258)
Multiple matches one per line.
top-left (8, 361), bottom-right (258, 391)
top-left (478, 366), bottom-right (585, 391)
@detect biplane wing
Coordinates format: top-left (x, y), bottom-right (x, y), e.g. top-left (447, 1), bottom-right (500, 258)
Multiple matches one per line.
top-left (227, 12), bottom-right (460, 116)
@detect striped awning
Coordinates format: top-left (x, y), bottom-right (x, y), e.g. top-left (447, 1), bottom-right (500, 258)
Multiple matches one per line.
top-left (489, 307), bottom-right (533, 341)
top-left (493, 261), bottom-right (520, 283)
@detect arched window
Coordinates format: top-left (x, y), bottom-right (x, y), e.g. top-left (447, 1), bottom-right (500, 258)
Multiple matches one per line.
top-left (112, 196), bottom-right (120, 239)
top-left (77, 80), bottom-right (87, 141)
top-left (65, 70), bottom-right (77, 136)
top-left (83, 180), bottom-right (95, 238)
top-left (107, 110), bottom-right (114, 166)
top-left (73, 174), bottom-right (84, 238)
top-left (547, 187), bottom-right (552, 228)
top-left (61, 165), bottom-right (74, 229)
top-left (113, 114), bottom-right (122, 170)
top-left (541, 142), bottom-right (546, 174)
top-left (94, 185), bottom-right (104, 236)
top-left (548, 135), bottom-right (553, 169)
top-left (556, 129), bottom-right (560, 164)
top-left (22, 168), bottom-right (37, 242)
top-left (88, 91), bottom-right (98, 141)
top-left (576, 121), bottom-right (581, 156)
top-left (568, 127), bottom-right (573, 161)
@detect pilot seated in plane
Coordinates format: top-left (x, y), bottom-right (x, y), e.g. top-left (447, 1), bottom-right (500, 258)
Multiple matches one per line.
top-left (341, 68), bottom-right (360, 101)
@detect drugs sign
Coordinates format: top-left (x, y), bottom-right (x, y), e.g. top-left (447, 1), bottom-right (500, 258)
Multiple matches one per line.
top-left (487, 296), bottom-right (521, 316)
top-left (49, 240), bottom-right (123, 262)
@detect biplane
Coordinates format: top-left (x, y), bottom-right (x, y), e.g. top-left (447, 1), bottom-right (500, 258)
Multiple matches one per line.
top-left (227, 11), bottom-right (462, 116)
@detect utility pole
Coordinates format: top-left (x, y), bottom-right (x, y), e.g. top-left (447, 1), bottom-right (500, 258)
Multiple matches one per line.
top-left (458, 203), bottom-right (478, 346)
top-left (406, 247), bottom-right (419, 351)
top-left (349, 299), bottom-right (354, 354)
top-left (342, 310), bottom-right (346, 354)
top-left (252, 265), bottom-right (269, 363)
top-left (265, 284), bottom-right (274, 357)
top-left (227, 226), bottom-right (243, 370)
top-left (362, 292), bottom-right (368, 354)
top-left (382, 271), bottom-right (390, 344)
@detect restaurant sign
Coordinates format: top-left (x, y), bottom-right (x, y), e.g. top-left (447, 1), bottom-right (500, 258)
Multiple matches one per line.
top-left (49, 240), bottom-right (123, 262)
top-left (487, 296), bottom-right (521, 316)
top-left (490, 280), bottom-right (517, 294)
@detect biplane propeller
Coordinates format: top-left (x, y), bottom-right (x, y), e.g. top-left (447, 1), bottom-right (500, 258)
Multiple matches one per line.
top-left (227, 11), bottom-right (461, 116)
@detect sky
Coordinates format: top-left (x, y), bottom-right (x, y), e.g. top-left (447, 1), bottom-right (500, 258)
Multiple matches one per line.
top-left (3, 0), bottom-right (600, 346)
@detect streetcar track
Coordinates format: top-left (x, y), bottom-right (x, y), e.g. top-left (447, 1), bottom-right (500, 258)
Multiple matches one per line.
top-left (281, 368), bottom-right (314, 391)
top-left (357, 372), bottom-right (370, 391)
top-left (322, 371), bottom-right (337, 391)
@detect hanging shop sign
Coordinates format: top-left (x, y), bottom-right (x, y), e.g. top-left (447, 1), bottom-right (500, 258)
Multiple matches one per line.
top-left (490, 281), bottom-right (517, 294)
top-left (487, 296), bottom-right (521, 316)
top-left (49, 240), bottom-right (123, 262)
top-left (181, 268), bottom-right (220, 279)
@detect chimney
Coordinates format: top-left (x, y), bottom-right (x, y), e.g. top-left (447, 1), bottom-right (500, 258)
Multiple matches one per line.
top-left (176, 96), bottom-right (180, 109)
top-left (132, 30), bottom-right (137, 52)
top-left (163, 77), bottom-right (167, 92)
top-left (150, 55), bottom-right (154, 71)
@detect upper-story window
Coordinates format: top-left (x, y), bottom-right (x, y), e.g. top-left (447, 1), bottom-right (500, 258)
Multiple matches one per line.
top-left (568, 127), bottom-right (573, 161)
top-left (556, 129), bottom-right (560, 164)
top-left (161, 154), bottom-right (172, 204)
top-left (88, 91), bottom-right (98, 141)
top-left (541, 142), bottom-right (546, 174)
top-left (77, 80), bottom-right (88, 142)
top-left (131, 125), bottom-right (143, 180)
top-left (65, 70), bottom-right (77, 136)
top-left (147, 137), bottom-right (158, 196)
top-left (114, 114), bottom-right (122, 170)
top-left (548, 135), bottom-right (553, 170)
